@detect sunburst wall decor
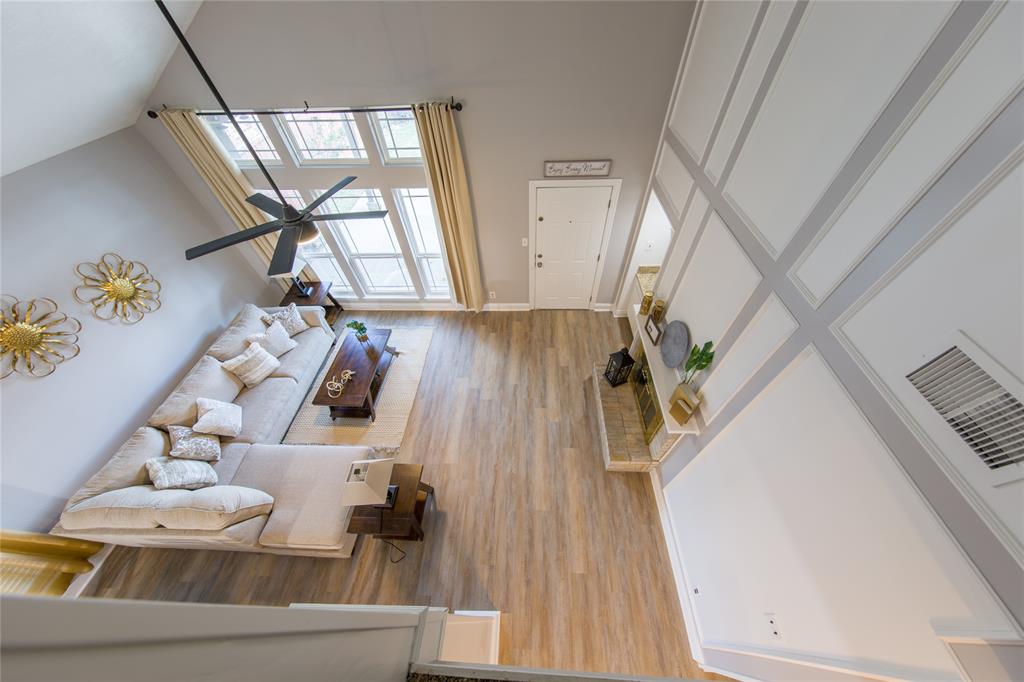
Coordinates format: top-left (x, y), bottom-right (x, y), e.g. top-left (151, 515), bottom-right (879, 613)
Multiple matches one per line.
top-left (0, 296), bottom-right (82, 379)
top-left (74, 253), bottom-right (161, 324)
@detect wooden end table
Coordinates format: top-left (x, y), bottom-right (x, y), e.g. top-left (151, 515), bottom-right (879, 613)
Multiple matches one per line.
top-left (312, 328), bottom-right (395, 421)
top-left (347, 463), bottom-right (434, 541)
top-left (279, 280), bottom-right (343, 318)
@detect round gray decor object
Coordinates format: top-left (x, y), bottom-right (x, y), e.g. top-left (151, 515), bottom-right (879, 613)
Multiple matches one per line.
top-left (660, 320), bottom-right (690, 368)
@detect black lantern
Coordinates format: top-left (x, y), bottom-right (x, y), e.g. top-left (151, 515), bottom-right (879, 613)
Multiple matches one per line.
top-left (604, 347), bottom-right (635, 387)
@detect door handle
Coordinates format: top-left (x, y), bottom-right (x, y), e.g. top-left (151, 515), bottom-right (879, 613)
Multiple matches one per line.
top-left (536, 262), bottom-right (543, 268)
top-left (537, 254), bottom-right (543, 258)
top-left (538, 216), bottom-right (544, 222)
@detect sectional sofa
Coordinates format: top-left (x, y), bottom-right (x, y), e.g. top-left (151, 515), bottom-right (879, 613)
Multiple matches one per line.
top-left (52, 304), bottom-right (371, 558)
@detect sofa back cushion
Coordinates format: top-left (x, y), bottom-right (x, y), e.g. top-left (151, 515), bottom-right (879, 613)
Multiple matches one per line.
top-left (60, 485), bottom-right (273, 531)
top-left (67, 427), bottom-right (169, 507)
top-left (207, 304), bottom-right (268, 362)
top-left (148, 356), bottom-right (243, 429)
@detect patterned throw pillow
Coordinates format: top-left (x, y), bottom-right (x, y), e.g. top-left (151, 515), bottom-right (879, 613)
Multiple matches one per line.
top-left (222, 342), bottom-right (280, 387)
top-left (261, 303), bottom-right (309, 337)
top-left (193, 397), bottom-right (243, 438)
top-left (145, 457), bottom-right (218, 490)
top-left (245, 320), bottom-right (297, 357)
top-left (168, 425), bottom-right (222, 461)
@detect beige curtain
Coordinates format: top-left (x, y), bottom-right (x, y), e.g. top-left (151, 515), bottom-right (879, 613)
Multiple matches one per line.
top-left (413, 102), bottom-right (485, 311)
top-left (157, 109), bottom-right (308, 292)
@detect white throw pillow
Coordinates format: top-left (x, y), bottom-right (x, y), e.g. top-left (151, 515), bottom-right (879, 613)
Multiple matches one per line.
top-left (168, 425), bottom-right (222, 461)
top-left (145, 457), bottom-right (217, 490)
top-left (222, 342), bottom-right (280, 387)
top-left (193, 397), bottom-right (243, 438)
top-left (245, 320), bottom-right (297, 357)
top-left (261, 303), bottom-right (309, 337)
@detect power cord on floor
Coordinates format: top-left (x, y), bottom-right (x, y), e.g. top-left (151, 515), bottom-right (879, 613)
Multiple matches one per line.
top-left (381, 539), bottom-right (406, 563)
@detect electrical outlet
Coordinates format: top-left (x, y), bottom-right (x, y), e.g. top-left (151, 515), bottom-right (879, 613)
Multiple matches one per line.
top-left (488, 291), bottom-right (496, 300)
top-left (521, 238), bottom-right (529, 247)
top-left (764, 613), bottom-right (782, 640)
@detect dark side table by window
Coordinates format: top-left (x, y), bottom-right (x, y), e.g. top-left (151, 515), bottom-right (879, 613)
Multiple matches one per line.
top-left (279, 281), bottom-right (343, 322)
top-left (347, 463), bottom-right (434, 541)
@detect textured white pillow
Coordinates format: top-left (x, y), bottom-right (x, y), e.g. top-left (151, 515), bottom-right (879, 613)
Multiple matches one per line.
top-left (145, 457), bottom-right (217, 490)
top-left (193, 397), bottom-right (243, 438)
top-left (222, 342), bottom-right (280, 387)
top-left (261, 303), bottom-right (309, 336)
top-left (245, 320), bottom-right (297, 357)
top-left (168, 425), bottom-right (222, 461)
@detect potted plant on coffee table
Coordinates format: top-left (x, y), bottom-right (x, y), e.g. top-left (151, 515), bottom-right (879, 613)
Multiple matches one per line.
top-left (346, 320), bottom-right (370, 343)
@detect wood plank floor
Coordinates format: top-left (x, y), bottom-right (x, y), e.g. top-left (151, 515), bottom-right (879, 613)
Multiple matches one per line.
top-left (87, 311), bottom-right (716, 679)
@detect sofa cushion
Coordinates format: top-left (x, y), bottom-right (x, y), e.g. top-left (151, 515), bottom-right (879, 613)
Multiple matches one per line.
top-left (207, 304), bottom-right (267, 362)
top-left (261, 303), bottom-right (309, 336)
top-left (152, 485), bottom-right (274, 530)
top-left (228, 377), bottom-right (299, 444)
top-left (60, 484), bottom-right (272, 531)
top-left (145, 457), bottom-right (218, 490)
top-left (246, 321), bottom-right (297, 358)
top-left (230, 444), bottom-right (373, 549)
top-left (67, 427), bottom-right (170, 507)
top-left (213, 443), bottom-right (251, 484)
top-left (272, 325), bottom-right (333, 382)
top-left (193, 397), bottom-right (243, 438)
top-left (168, 425), bottom-right (222, 461)
top-left (148, 356), bottom-right (243, 429)
top-left (261, 305), bottom-right (334, 337)
top-left (223, 343), bottom-right (280, 388)
top-left (60, 486), bottom-right (161, 529)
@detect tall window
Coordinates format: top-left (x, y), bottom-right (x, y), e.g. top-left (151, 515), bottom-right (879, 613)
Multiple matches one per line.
top-left (205, 114), bottom-right (280, 166)
top-left (222, 107), bottom-right (452, 303)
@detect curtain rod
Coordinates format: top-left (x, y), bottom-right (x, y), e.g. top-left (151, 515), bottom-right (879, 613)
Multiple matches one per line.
top-left (146, 101), bottom-right (463, 119)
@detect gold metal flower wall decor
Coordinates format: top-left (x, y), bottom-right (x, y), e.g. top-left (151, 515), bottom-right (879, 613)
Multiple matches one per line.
top-left (1, 296), bottom-right (82, 379)
top-left (74, 253), bottom-right (161, 324)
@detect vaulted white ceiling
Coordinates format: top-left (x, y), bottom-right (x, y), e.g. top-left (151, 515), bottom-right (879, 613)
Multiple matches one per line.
top-left (0, 0), bottom-right (201, 175)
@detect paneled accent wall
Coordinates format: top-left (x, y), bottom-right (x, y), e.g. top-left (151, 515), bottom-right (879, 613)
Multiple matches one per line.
top-left (617, 1), bottom-right (1024, 680)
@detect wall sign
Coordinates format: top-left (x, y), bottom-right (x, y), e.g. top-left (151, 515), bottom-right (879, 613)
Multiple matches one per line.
top-left (544, 160), bottom-right (612, 177)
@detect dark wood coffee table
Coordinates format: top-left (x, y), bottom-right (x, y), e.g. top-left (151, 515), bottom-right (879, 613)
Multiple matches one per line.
top-left (312, 328), bottom-right (395, 421)
top-left (347, 463), bottom-right (434, 541)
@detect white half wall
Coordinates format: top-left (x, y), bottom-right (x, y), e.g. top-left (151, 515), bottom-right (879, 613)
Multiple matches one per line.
top-left (0, 128), bottom-right (273, 532)
top-left (664, 347), bottom-right (1016, 680)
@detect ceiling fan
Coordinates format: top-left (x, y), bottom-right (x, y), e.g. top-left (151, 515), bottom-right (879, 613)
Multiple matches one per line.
top-left (154, 0), bottom-right (386, 277)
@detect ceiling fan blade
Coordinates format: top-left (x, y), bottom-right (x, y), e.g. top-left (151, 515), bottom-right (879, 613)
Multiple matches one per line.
top-left (246, 192), bottom-right (288, 218)
top-left (267, 226), bottom-right (300, 276)
top-left (308, 211), bottom-right (388, 222)
top-left (302, 176), bottom-right (357, 214)
top-left (186, 219), bottom-right (284, 260)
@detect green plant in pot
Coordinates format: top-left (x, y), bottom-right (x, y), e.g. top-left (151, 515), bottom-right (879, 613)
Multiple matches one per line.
top-left (346, 320), bottom-right (369, 343)
top-left (670, 341), bottom-right (715, 425)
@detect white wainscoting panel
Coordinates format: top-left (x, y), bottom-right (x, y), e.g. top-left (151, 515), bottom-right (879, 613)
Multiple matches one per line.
top-left (668, 0), bottom-right (761, 162)
top-left (655, 141), bottom-right (694, 219)
top-left (705, 0), bottom-right (798, 184)
top-left (664, 347), bottom-right (1017, 679)
top-left (661, 188), bottom-right (709, 296)
top-left (794, 1), bottom-right (1024, 306)
top-left (699, 293), bottom-right (797, 424)
top-left (839, 153), bottom-right (1024, 566)
top-left (724, 0), bottom-right (955, 256)
top-left (666, 211), bottom-right (761, 347)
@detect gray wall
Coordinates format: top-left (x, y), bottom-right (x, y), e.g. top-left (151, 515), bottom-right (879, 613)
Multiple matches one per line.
top-left (0, 128), bottom-right (273, 531)
top-left (142, 0), bottom-right (694, 304)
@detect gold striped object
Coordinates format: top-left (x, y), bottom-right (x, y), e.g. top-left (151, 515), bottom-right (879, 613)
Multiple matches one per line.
top-left (0, 530), bottom-right (103, 597)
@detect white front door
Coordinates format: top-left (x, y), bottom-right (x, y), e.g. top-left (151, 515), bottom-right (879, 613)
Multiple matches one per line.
top-left (533, 184), bottom-right (614, 309)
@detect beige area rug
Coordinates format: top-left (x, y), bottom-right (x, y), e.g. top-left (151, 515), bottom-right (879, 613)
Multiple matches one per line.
top-left (283, 327), bottom-right (434, 448)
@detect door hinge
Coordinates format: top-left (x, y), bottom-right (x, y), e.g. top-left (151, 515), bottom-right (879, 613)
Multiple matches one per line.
top-left (597, 254), bottom-right (600, 261)
top-left (608, 199), bottom-right (611, 207)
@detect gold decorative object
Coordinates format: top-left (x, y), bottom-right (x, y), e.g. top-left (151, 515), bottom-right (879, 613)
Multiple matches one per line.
top-left (668, 382), bottom-right (701, 425)
top-left (325, 369), bottom-right (356, 399)
top-left (0, 296), bottom-right (81, 379)
top-left (74, 253), bottom-right (161, 324)
top-left (639, 291), bottom-right (653, 316)
top-left (651, 299), bottom-right (666, 324)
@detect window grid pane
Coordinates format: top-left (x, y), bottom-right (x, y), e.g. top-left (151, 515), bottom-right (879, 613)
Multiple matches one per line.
top-left (317, 189), bottom-right (401, 255)
top-left (305, 256), bottom-right (352, 293)
top-left (374, 111), bottom-right (422, 160)
top-left (354, 256), bottom-right (413, 293)
top-left (396, 188), bottom-right (442, 255)
top-left (421, 256), bottom-right (449, 294)
top-left (279, 112), bottom-right (367, 162)
top-left (206, 115), bottom-right (280, 165)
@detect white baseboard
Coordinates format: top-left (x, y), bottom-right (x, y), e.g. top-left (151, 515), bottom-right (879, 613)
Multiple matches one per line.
top-left (341, 300), bottom-right (463, 312)
top-left (649, 468), bottom-right (704, 665)
top-left (482, 302), bottom-right (532, 311)
top-left (62, 543), bottom-right (115, 599)
top-left (590, 302), bottom-right (614, 312)
top-left (612, 308), bottom-right (630, 318)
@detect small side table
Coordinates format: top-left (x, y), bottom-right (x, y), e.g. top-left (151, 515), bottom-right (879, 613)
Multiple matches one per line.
top-left (279, 281), bottom-right (343, 323)
top-left (347, 463), bottom-right (434, 541)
